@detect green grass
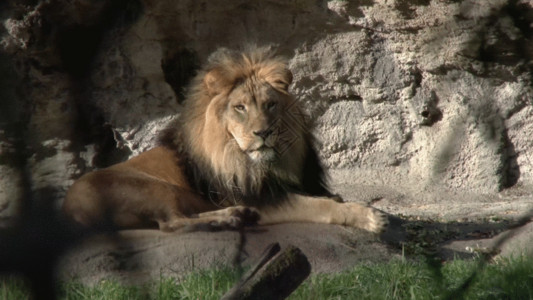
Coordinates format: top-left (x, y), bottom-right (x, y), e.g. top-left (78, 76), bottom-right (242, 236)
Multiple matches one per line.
top-left (1, 276), bottom-right (28, 300)
top-left (292, 257), bottom-right (533, 300)
top-left (2, 257), bottom-right (533, 300)
top-left (61, 267), bottom-right (241, 300)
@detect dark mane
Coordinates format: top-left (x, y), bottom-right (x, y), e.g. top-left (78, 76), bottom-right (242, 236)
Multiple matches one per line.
top-left (300, 137), bottom-right (333, 197)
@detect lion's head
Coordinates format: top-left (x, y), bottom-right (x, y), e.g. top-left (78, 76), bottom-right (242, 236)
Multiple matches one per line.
top-left (162, 47), bottom-right (329, 206)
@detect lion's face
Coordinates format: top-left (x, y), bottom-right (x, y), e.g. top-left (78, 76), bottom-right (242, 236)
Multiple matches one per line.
top-left (197, 50), bottom-right (295, 165)
top-left (176, 48), bottom-right (313, 196)
top-left (224, 80), bottom-right (287, 163)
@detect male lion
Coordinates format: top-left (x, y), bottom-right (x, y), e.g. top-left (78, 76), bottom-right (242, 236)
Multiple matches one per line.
top-left (62, 47), bottom-right (387, 233)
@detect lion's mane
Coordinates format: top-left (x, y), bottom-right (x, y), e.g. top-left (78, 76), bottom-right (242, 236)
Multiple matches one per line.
top-left (160, 47), bottom-right (331, 207)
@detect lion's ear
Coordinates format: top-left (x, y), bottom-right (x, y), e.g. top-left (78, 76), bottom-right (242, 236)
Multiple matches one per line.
top-left (204, 68), bottom-right (232, 96)
top-left (265, 67), bottom-right (293, 92)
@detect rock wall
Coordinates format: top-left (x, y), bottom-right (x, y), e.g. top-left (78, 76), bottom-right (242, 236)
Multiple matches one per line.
top-left (1, 0), bottom-right (532, 222)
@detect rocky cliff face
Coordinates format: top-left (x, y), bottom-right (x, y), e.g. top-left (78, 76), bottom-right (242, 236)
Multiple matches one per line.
top-left (1, 0), bottom-right (532, 223)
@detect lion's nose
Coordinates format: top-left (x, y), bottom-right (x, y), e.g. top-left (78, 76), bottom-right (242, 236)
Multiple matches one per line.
top-left (253, 129), bottom-right (273, 140)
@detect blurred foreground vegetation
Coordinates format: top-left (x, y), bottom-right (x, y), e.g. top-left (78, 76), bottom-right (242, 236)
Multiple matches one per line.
top-left (1, 256), bottom-right (532, 300)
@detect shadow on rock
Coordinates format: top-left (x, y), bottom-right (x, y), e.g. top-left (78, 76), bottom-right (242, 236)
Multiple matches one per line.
top-left (381, 213), bottom-right (532, 261)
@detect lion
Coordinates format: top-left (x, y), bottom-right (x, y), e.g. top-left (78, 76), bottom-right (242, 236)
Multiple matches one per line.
top-left (62, 47), bottom-right (388, 233)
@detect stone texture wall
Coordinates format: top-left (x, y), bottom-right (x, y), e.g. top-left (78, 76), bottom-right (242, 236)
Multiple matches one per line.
top-left (1, 0), bottom-right (532, 222)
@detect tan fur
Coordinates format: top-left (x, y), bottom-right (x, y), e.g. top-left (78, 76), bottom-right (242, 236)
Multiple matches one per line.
top-left (62, 47), bottom-right (387, 233)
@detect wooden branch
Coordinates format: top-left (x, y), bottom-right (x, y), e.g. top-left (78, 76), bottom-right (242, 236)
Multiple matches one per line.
top-left (221, 243), bottom-right (311, 300)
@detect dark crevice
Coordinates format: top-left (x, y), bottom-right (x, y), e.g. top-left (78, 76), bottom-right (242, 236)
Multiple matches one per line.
top-left (504, 0), bottom-right (533, 40)
top-left (329, 94), bottom-right (363, 102)
top-left (503, 0), bottom-right (533, 85)
top-left (411, 67), bottom-right (423, 97)
top-left (54, 0), bottom-right (143, 78)
top-left (394, 0), bottom-right (430, 19)
top-left (56, 26), bottom-right (104, 78)
top-left (413, 67), bottom-right (423, 89)
top-left (161, 48), bottom-right (200, 103)
top-left (434, 1), bottom-right (532, 81)
top-left (499, 128), bottom-right (520, 189)
top-left (475, 0), bottom-right (533, 76)
top-left (68, 83), bottom-right (132, 172)
top-left (91, 124), bottom-right (132, 169)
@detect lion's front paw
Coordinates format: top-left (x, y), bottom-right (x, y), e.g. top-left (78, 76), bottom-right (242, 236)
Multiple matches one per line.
top-left (208, 216), bottom-right (242, 230)
top-left (228, 206), bottom-right (260, 226)
top-left (363, 207), bottom-right (388, 234)
top-left (341, 203), bottom-right (388, 234)
top-left (206, 206), bottom-right (260, 230)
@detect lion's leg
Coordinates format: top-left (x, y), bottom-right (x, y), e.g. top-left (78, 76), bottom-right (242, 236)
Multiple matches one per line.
top-left (158, 215), bottom-right (238, 232)
top-left (159, 206), bottom-right (260, 232)
top-left (196, 206), bottom-right (259, 226)
top-left (196, 206), bottom-right (258, 218)
top-left (257, 194), bottom-right (388, 233)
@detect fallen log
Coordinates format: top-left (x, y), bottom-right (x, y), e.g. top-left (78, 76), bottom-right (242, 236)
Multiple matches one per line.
top-left (221, 243), bottom-right (311, 300)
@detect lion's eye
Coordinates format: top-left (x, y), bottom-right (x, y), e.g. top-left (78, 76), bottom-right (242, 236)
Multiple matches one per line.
top-left (234, 104), bottom-right (246, 112)
top-left (266, 102), bottom-right (277, 110)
